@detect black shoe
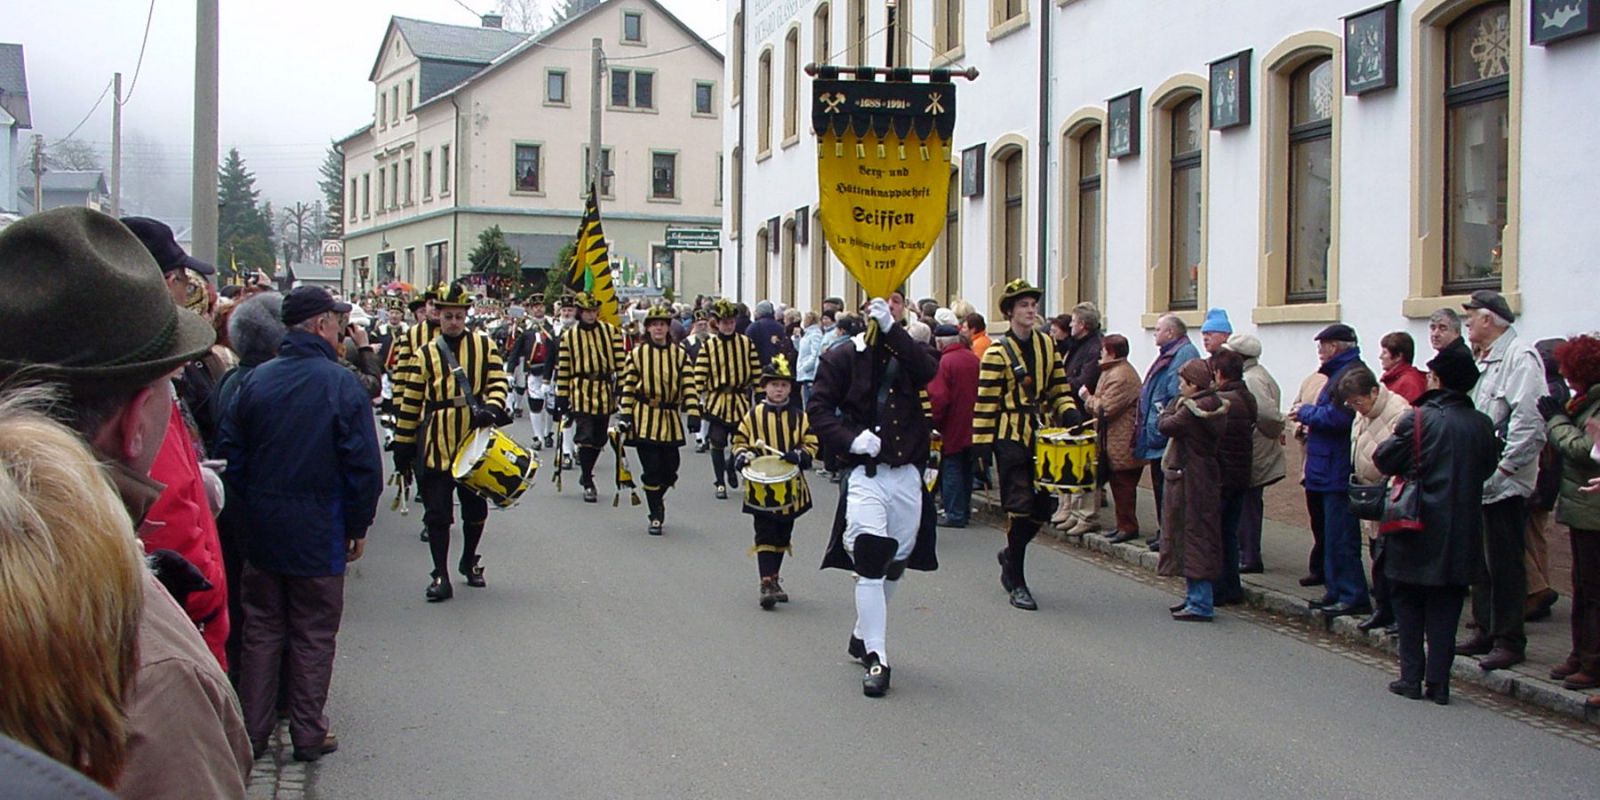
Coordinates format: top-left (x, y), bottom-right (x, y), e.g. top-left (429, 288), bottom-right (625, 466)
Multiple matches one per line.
top-left (1388, 679), bottom-right (1423, 700)
top-left (715, 484), bottom-right (727, 500)
top-left (460, 556), bottom-right (486, 588)
top-left (1106, 530), bottom-right (1139, 544)
top-left (1357, 610), bottom-right (1395, 632)
top-left (847, 635), bottom-right (866, 662)
top-left (1298, 574), bottom-right (1326, 587)
top-left (426, 575), bottom-right (453, 602)
top-left (1148, 540), bottom-right (1161, 552)
top-left (251, 740), bottom-right (269, 760)
top-left (726, 471), bottom-right (739, 490)
top-left (862, 654), bottom-right (891, 698)
top-left (1171, 609), bottom-right (1213, 622)
top-left (1239, 563), bottom-right (1265, 574)
top-left (1454, 634), bottom-right (1494, 656)
top-left (759, 578), bottom-right (778, 610)
top-left (1477, 647), bottom-right (1525, 671)
top-left (772, 577), bottom-right (789, 603)
top-left (1008, 586), bottom-right (1038, 611)
top-left (695, 441), bottom-right (709, 453)
top-left (997, 550), bottom-right (1015, 593)
top-left (543, 433), bottom-right (555, 449)
top-left (936, 514), bottom-right (967, 528)
top-left (1424, 683), bottom-right (1450, 705)
top-left (583, 485), bottom-right (597, 503)
top-left (560, 454), bottom-right (573, 470)
top-left (1309, 595), bottom-right (1339, 609)
top-left (1322, 601), bottom-right (1372, 618)
top-left (648, 519), bottom-right (663, 536)
top-left (529, 437), bottom-right (542, 451)
top-left (1169, 600), bottom-right (1188, 613)
top-left (419, 527), bottom-right (430, 542)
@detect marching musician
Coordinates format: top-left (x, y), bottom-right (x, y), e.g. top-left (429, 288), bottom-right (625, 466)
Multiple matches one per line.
top-left (544, 294), bottom-right (580, 470)
top-left (970, 279), bottom-right (1084, 611)
top-left (508, 293), bottom-right (557, 451)
top-left (730, 355), bottom-right (818, 609)
top-left (553, 292), bottom-right (626, 503)
top-left (809, 298), bottom-right (940, 698)
top-left (683, 309), bottom-right (712, 452)
top-left (391, 284), bottom-right (510, 602)
top-left (618, 305), bottom-right (701, 535)
top-left (693, 299), bottom-right (761, 500)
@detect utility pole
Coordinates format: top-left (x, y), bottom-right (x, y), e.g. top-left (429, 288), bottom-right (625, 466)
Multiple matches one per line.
top-left (111, 72), bottom-right (122, 216)
top-left (31, 134), bottom-right (43, 212)
top-left (589, 37), bottom-right (603, 209)
top-left (192, 0), bottom-right (220, 264)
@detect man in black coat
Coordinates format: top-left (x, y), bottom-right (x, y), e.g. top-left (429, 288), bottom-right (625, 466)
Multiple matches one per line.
top-left (809, 298), bottom-right (939, 698)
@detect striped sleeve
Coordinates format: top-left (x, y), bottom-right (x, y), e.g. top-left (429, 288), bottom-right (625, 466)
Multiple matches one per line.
top-left (732, 409), bottom-right (757, 460)
top-left (972, 346), bottom-right (1008, 446)
top-left (611, 325), bottom-right (627, 375)
top-left (480, 333), bottom-right (509, 411)
top-left (680, 348), bottom-right (701, 419)
top-left (556, 330), bottom-right (574, 404)
top-left (797, 410), bottom-right (819, 458)
top-left (618, 350), bottom-right (640, 426)
top-left (393, 345), bottom-right (426, 445)
top-left (743, 338), bottom-right (761, 389)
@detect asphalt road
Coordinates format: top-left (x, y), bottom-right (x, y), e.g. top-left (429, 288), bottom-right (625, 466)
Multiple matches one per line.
top-left (308, 442), bottom-right (1600, 799)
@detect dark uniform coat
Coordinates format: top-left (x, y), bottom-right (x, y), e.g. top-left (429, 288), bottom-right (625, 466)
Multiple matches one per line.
top-left (1156, 390), bottom-right (1228, 582)
top-left (808, 324), bottom-right (941, 572)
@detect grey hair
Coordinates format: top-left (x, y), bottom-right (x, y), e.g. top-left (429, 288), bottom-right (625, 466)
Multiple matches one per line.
top-left (1329, 339), bottom-right (1357, 353)
top-left (228, 291), bottom-right (286, 365)
top-left (1474, 307), bottom-right (1511, 329)
top-left (934, 334), bottom-right (962, 350)
top-left (755, 300), bottom-right (776, 319)
top-left (1072, 302), bottom-right (1103, 334)
top-left (1157, 313), bottom-right (1188, 336)
top-left (1428, 307), bottom-right (1462, 332)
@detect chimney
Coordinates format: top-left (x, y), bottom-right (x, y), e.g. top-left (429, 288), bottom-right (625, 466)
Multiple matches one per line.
top-left (481, 13), bottom-right (503, 28)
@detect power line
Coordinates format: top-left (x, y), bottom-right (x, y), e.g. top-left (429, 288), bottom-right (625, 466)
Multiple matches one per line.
top-left (121, 0), bottom-right (158, 105)
top-left (447, 0), bottom-right (482, 19)
top-left (48, 78), bottom-right (115, 146)
top-left (605, 30), bottom-right (727, 61)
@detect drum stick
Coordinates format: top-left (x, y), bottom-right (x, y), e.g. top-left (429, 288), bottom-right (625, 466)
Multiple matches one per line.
top-left (752, 439), bottom-right (787, 457)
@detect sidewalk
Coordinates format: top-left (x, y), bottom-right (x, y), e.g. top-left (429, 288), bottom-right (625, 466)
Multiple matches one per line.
top-left (973, 477), bottom-right (1598, 727)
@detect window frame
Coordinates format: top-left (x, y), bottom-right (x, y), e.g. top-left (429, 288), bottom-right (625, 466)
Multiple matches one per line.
top-left (1255, 33), bottom-right (1344, 324)
top-left (809, 208), bottom-right (829, 309)
top-left (693, 80), bottom-right (717, 117)
top-left (512, 141), bottom-right (546, 196)
top-left (783, 26), bottom-right (801, 146)
top-left (361, 173), bottom-right (370, 218)
top-left (757, 48), bottom-right (774, 158)
top-left (989, 0), bottom-right (1030, 42)
top-left (349, 177), bottom-right (359, 222)
top-left (933, 0), bottom-right (965, 65)
top-left (376, 166), bottom-right (386, 215)
top-left (608, 67), bottom-right (658, 112)
top-left (1167, 96), bottom-right (1203, 312)
top-left (440, 144), bottom-right (452, 196)
top-left (546, 69), bottom-right (570, 106)
top-left (814, 3), bottom-right (833, 66)
top-left (621, 9), bottom-right (646, 46)
top-left (405, 78), bottom-right (414, 115)
top-left (1142, 75), bottom-right (1210, 328)
top-left (422, 150), bottom-right (433, 201)
top-left (582, 145), bottom-right (616, 199)
top-left (732, 13), bottom-right (744, 106)
top-left (986, 135), bottom-right (1029, 321)
top-left (403, 157), bottom-right (414, 206)
top-left (1404, 0), bottom-right (1522, 318)
top-left (649, 149), bottom-right (679, 202)
top-left (1442, 4), bottom-right (1512, 296)
top-left (781, 217), bottom-right (798, 306)
top-left (1059, 109), bottom-right (1106, 311)
top-left (754, 225), bottom-right (771, 301)
top-left (934, 164), bottom-right (962, 305)
top-left (847, 0), bottom-right (865, 66)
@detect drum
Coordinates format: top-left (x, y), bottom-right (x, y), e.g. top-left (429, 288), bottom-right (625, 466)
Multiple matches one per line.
top-left (452, 427), bottom-right (539, 508)
top-left (741, 455), bottom-right (802, 513)
top-left (1034, 426), bottom-right (1097, 493)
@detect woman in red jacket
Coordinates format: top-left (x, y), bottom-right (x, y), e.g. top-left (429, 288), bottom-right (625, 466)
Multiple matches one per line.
top-left (1379, 331), bottom-right (1427, 405)
top-left (928, 324), bottom-right (981, 527)
top-left (144, 399), bottom-right (230, 669)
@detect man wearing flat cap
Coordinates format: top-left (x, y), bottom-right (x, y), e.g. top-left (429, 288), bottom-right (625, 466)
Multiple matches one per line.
top-left (1455, 289), bottom-right (1547, 671)
top-left (0, 208), bottom-right (251, 797)
top-left (1288, 324), bottom-right (1372, 618)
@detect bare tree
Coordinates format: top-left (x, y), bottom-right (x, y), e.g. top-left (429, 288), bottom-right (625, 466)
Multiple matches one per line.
top-left (46, 139), bottom-right (103, 171)
top-left (497, 0), bottom-right (547, 32)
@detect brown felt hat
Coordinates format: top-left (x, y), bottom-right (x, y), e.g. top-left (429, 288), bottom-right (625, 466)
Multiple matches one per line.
top-left (0, 207), bottom-right (215, 385)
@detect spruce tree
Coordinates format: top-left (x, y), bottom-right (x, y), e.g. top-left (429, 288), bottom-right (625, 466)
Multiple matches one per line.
top-left (218, 148), bottom-right (275, 277)
top-left (318, 142), bottom-right (345, 237)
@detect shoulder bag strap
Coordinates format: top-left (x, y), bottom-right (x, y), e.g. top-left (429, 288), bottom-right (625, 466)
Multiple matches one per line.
top-left (1000, 333), bottom-right (1038, 407)
top-left (434, 335), bottom-right (483, 412)
top-left (1410, 407), bottom-right (1424, 477)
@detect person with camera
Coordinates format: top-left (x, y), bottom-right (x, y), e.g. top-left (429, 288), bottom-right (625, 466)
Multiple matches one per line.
top-left (392, 284), bottom-right (511, 602)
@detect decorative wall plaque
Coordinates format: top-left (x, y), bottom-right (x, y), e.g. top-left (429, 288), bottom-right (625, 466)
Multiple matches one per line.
top-left (961, 144), bottom-right (986, 197)
top-left (1344, 1), bottom-right (1400, 95)
top-left (1208, 50), bottom-right (1252, 130)
top-left (1532, 0), bottom-right (1599, 44)
top-left (1106, 89), bottom-right (1142, 159)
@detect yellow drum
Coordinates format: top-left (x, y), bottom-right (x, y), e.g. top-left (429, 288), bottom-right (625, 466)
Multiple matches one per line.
top-left (742, 455), bottom-right (802, 513)
top-left (452, 427), bottom-right (539, 508)
top-left (1034, 425), bottom-right (1097, 493)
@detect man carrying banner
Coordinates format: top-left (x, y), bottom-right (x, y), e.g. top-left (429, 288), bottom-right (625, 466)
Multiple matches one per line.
top-left (811, 297), bottom-right (940, 697)
top-left (392, 284), bottom-right (510, 601)
top-left (693, 298), bottom-right (761, 500)
top-left (553, 291), bottom-right (626, 503)
top-left (971, 279), bottom-right (1085, 611)
top-left (509, 293), bottom-right (556, 450)
top-left (618, 305), bottom-right (700, 535)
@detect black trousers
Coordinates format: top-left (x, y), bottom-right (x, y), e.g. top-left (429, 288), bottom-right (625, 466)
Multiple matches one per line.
top-left (635, 442), bottom-right (681, 521)
top-left (1473, 496), bottom-right (1529, 652)
top-left (707, 420), bottom-right (734, 485)
top-left (1369, 536), bottom-right (1390, 614)
top-left (570, 413), bottom-right (609, 487)
top-left (419, 468), bottom-right (487, 577)
top-left (1304, 490), bottom-right (1328, 580)
top-left (1391, 581), bottom-right (1467, 686)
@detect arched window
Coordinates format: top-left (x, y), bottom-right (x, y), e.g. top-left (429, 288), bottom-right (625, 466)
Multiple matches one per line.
top-left (731, 13), bottom-right (743, 104)
top-left (1075, 125), bottom-right (1103, 306)
top-left (755, 226), bottom-right (771, 302)
top-left (814, 3), bottom-right (832, 65)
top-left (1001, 148), bottom-right (1025, 286)
top-left (1168, 96), bottom-right (1203, 310)
top-left (757, 49), bottom-right (773, 155)
top-left (781, 219), bottom-right (798, 305)
top-left (1288, 57), bottom-right (1334, 302)
top-left (939, 167), bottom-right (961, 305)
top-left (848, 0), bottom-right (865, 65)
top-left (810, 210), bottom-right (828, 311)
top-left (986, 136), bottom-right (1029, 319)
top-left (1443, 2), bottom-right (1510, 294)
top-left (784, 28), bottom-right (800, 143)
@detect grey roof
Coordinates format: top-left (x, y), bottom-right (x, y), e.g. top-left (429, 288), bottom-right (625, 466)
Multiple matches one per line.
top-left (0, 43), bottom-right (31, 129)
top-left (396, 17), bottom-right (524, 63)
top-left (41, 170), bottom-right (106, 193)
top-left (285, 259), bottom-right (342, 282)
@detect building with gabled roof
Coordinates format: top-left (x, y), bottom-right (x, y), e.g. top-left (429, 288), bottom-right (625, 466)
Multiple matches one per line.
top-left (0, 43), bottom-right (32, 215)
top-left (339, 1), bottom-right (725, 300)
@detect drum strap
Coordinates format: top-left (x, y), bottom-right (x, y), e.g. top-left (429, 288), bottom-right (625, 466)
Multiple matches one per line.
top-left (434, 336), bottom-right (486, 419)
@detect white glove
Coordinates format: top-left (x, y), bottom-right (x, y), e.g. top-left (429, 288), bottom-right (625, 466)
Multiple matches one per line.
top-left (199, 464), bottom-right (226, 516)
top-left (850, 429), bottom-right (882, 457)
top-left (867, 298), bottom-right (894, 331)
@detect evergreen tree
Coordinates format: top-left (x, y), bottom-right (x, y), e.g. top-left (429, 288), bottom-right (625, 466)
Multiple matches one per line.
top-left (467, 225), bottom-right (523, 295)
top-left (318, 142), bottom-right (345, 237)
top-left (218, 148), bottom-right (275, 277)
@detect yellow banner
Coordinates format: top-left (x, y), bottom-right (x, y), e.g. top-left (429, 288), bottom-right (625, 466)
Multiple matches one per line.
top-left (817, 132), bottom-right (950, 300)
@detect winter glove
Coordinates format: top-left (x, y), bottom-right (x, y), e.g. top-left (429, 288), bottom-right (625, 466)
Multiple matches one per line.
top-left (867, 298), bottom-right (895, 331)
top-left (1537, 395), bottom-right (1565, 422)
top-left (149, 549), bottom-right (213, 610)
top-left (849, 429), bottom-right (882, 458)
top-left (782, 448), bottom-right (812, 470)
top-left (472, 405), bottom-right (500, 429)
top-left (731, 452), bottom-right (752, 472)
top-left (550, 396), bottom-right (569, 416)
top-left (615, 418), bottom-right (632, 434)
top-left (392, 442), bottom-right (417, 475)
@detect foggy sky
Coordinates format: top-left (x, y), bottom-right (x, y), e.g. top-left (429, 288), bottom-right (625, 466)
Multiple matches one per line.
top-left (7, 0), bottom-right (726, 225)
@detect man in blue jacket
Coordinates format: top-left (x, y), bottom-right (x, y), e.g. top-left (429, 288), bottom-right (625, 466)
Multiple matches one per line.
top-left (217, 286), bottom-right (383, 763)
top-left (1288, 324), bottom-right (1371, 617)
top-left (1135, 314), bottom-right (1201, 550)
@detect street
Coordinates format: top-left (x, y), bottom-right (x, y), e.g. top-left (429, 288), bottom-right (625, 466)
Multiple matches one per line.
top-left (286, 447), bottom-right (1600, 799)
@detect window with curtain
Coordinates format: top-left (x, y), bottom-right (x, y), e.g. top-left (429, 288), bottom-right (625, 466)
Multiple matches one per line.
top-left (1444, 2), bottom-right (1510, 294)
top-left (515, 145), bottom-right (541, 193)
top-left (1168, 96), bottom-right (1202, 309)
top-left (943, 169), bottom-right (961, 303)
top-left (1077, 126), bottom-right (1102, 305)
top-left (1288, 57), bottom-right (1334, 302)
top-left (937, 0), bottom-right (962, 53)
top-left (848, 0), bottom-right (865, 65)
top-left (1002, 149), bottom-right (1024, 284)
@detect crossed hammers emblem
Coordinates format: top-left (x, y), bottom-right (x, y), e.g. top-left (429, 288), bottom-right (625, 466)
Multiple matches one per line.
top-left (925, 92), bottom-right (945, 115)
top-left (821, 92), bottom-right (847, 114)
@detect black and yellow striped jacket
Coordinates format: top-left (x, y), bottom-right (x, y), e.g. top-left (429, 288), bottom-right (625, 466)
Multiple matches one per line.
top-left (619, 341), bottom-right (700, 445)
top-left (733, 402), bottom-right (819, 518)
top-left (693, 332), bottom-right (760, 425)
top-left (387, 319), bottom-right (436, 382)
top-left (394, 330), bottom-right (510, 471)
top-left (973, 329), bottom-right (1082, 447)
top-left (556, 320), bottom-right (626, 416)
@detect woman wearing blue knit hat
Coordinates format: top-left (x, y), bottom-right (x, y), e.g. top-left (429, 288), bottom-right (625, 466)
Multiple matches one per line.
top-left (1201, 308), bottom-right (1233, 355)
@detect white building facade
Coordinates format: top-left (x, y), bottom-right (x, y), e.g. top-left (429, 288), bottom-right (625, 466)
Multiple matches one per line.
top-left (724, 0), bottom-right (1600, 384)
top-left (342, 1), bottom-right (726, 300)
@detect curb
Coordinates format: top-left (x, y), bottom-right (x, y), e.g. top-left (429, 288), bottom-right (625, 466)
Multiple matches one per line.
top-left (989, 509), bottom-right (1600, 727)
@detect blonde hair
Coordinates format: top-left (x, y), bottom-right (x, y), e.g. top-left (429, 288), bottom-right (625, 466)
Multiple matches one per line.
top-left (0, 388), bottom-right (146, 787)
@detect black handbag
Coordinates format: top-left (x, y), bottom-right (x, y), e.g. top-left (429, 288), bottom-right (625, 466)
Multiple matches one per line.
top-left (1377, 408), bottom-right (1426, 535)
top-left (1348, 480), bottom-right (1388, 521)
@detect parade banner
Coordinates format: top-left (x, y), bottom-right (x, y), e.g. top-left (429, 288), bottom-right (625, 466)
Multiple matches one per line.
top-left (813, 74), bottom-right (956, 299)
top-left (564, 185), bottom-right (621, 325)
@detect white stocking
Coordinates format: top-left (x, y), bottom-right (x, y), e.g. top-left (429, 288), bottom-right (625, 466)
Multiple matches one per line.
top-left (854, 577), bottom-right (888, 666)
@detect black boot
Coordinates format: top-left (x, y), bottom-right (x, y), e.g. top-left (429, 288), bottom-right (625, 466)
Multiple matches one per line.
top-left (460, 554), bottom-right (486, 588)
top-left (862, 653), bottom-right (891, 697)
top-left (426, 572), bottom-right (453, 602)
